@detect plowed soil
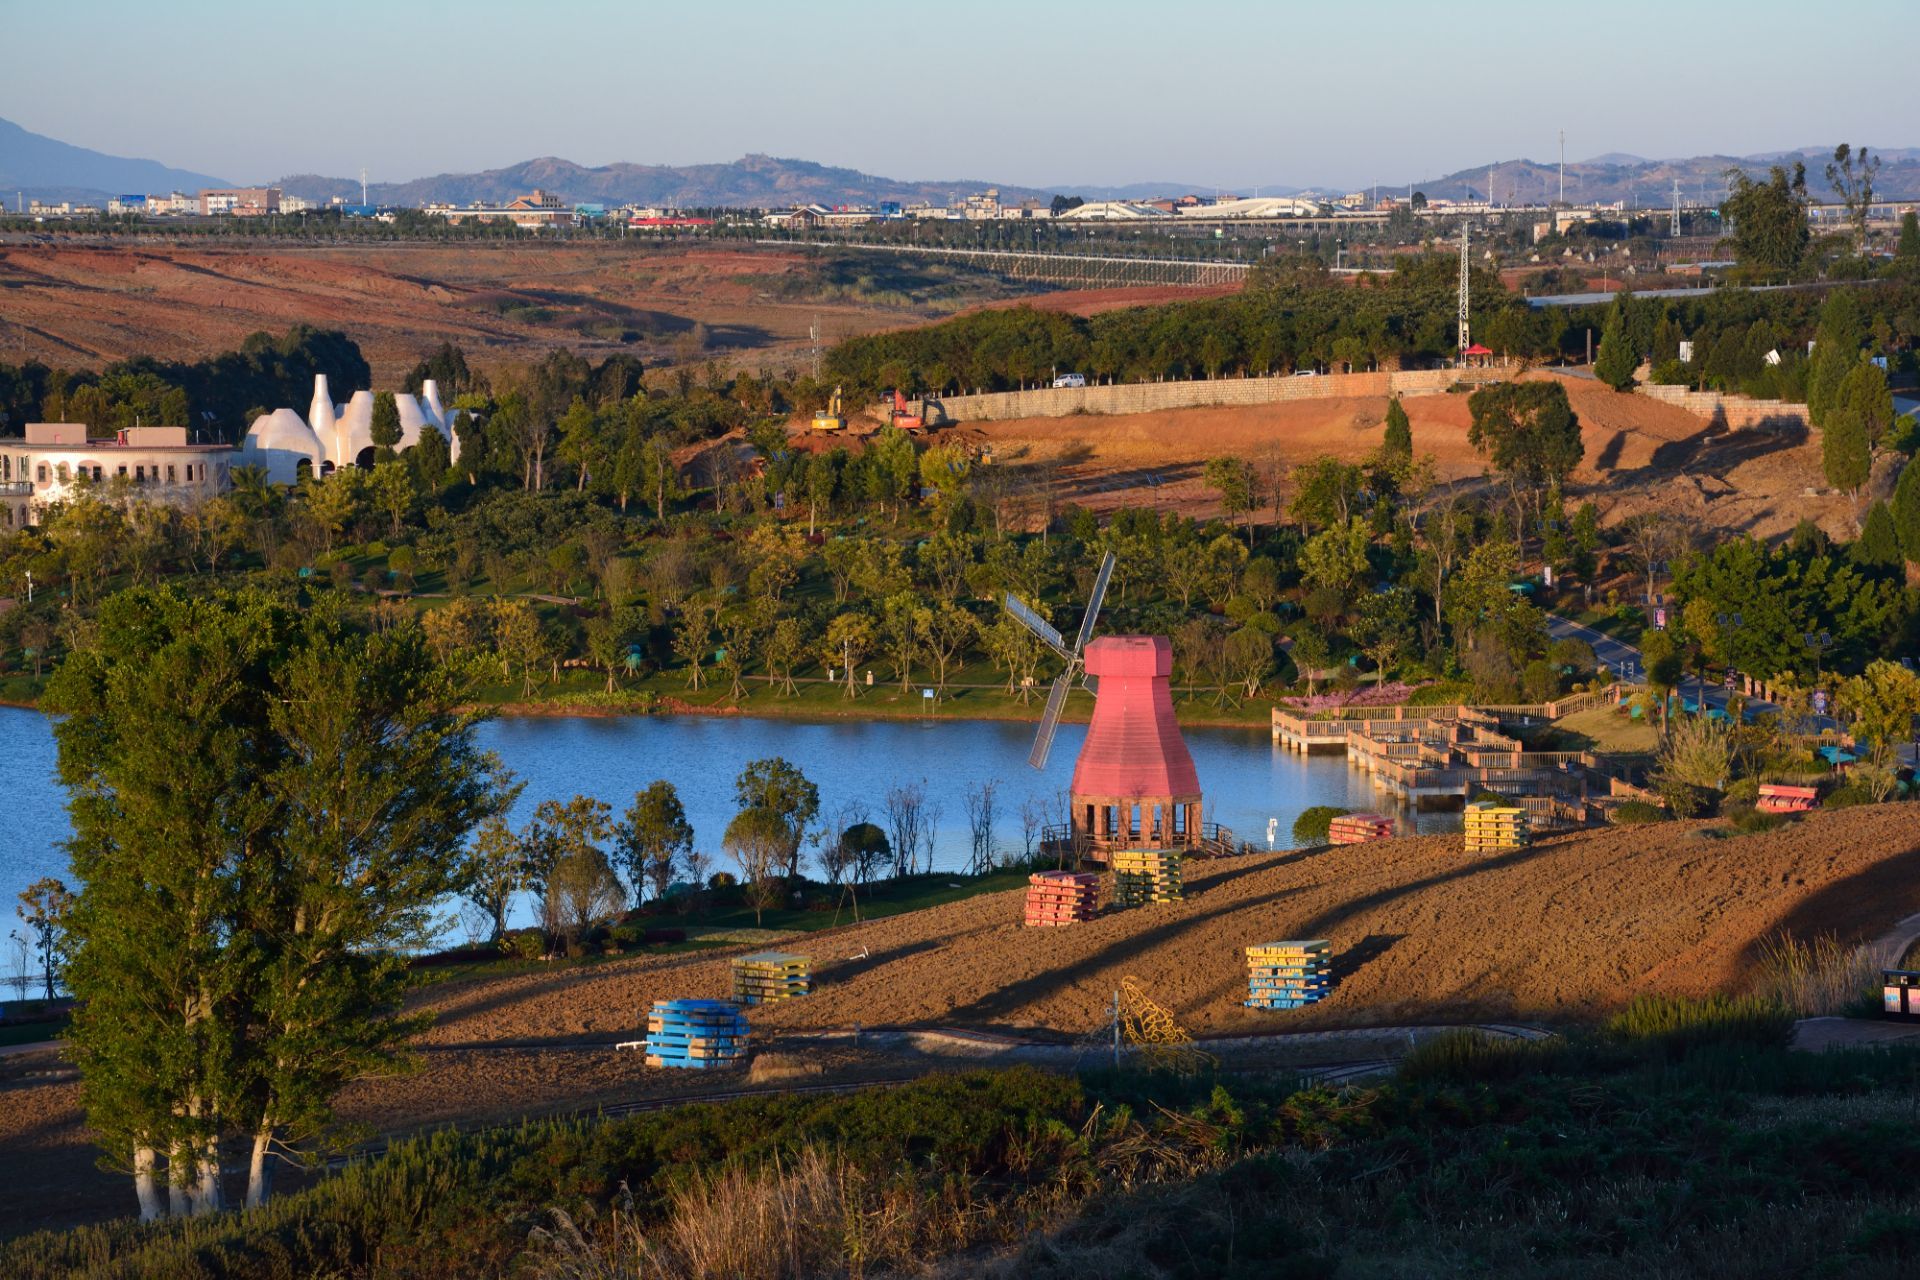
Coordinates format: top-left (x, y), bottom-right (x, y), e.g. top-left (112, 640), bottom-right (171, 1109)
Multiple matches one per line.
top-left (417, 802), bottom-right (1920, 1043)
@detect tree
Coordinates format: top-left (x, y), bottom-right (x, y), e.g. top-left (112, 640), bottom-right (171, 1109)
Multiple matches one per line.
top-left (47, 589), bottom-right (496, 1216)
top-left (368, 459), bottom-right (415, 538)
top-left (1594, 295), bottom-right (1638, 389)
top-left (1289, 456), bottom-right (1366, 533)
top-left (1825, 143), bottom-right (1881, 256)
top-left (1822, 405), bottom-right (1870, 500)
top-left (1900, 210), bottom-right (1920, 262)
top-left (1223, 628), bottom-right (1274, 700)
top-left (1203, 456), bottom-right (1259, 542)
top-left (1841, 358), bottom-right (1896, 447)
top-left (369, 393), bottom-right (402, 460)
top-left (723, 807), bottom-right (790, 926)
top-left (1467, 381), bottom-right (1583, 519)
top-left (1807, 291), bottom-right (1865, 425)
top-left (1299, 517), bottom-right (1372, 600)
top-left (1353, 586), bottom-right (1417, 676)
top-left (671, 600), bottom-right (715, 691)
top-left (460, 815), bottom-right (528, 943)
top-left (614, 781), bottom-right (695, 905)
top-left (1853, 502), bottom-right (1902, 570)
top-left (528, 796), bottom-right (618, 949)
top-left (1836, 660), bottom-right (1920, 766)
top-left (17, 877), bottom-right (73, 1001)
top-left (1893, 458), bottom-right (1920, 566)
top-left (823, 612), bottom-right (874, 699)
top-left (1382, 396), bottom-right (1412, 459)
top-left (1721, 164), bottom-right (1809, 275)
top-left (734, 757), bottom-right (819, 878)
top-left (915, 601), bottom-right (977, 698)
top-left (1287, 627), bottom-right (1331, 695)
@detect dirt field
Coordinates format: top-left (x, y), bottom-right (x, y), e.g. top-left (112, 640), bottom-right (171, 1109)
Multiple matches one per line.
top-left (978, 369), bottom-right (1857, 540)
top-left (0, 241), bottom-right (941, 382)
top-left (6, 803), bottom-right (1916, 1235)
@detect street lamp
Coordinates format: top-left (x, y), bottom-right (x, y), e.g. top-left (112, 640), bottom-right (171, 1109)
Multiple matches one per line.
top-left (1714, 611), bottom-right (1742, 719)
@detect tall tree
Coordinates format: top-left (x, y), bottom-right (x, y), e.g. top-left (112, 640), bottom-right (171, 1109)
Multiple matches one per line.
top-left (1382, 396), bottom-right (1412, 459)
top-left (1466, 381), bottom-right (1583, 519)
top-left (369, 393), bottom-right (402, 460)
top-left (734, 757), bottom-right (819, 877)
top-left (1822, 405), bottom-right (1871, 500)
top-left (1594, 295), bottom-right (1638, 389)
top-left (614, 781), bottom-right (695, 905)
top-left (1893, 457), bottom-right (1920, 566)
top-left (1825, 143), bottom-right (1881, 256)
top-left (1721, 164), bottom-right (1809, 275)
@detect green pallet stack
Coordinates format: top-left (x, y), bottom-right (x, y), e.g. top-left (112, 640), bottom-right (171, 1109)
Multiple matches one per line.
top-left (1112, 848), bottom-right (1185, 905)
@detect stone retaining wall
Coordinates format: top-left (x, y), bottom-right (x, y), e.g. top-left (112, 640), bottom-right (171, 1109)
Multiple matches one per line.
top-left (910, 364), bottom-right (1510, 425)
top-left (1634, 382), bottom-right (1810, 429)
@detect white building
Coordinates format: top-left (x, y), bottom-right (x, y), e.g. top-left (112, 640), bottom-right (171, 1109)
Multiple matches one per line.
top-left (0, 424), bottom-right (233, 526)
top-left (239, 375), bottom-right (461, 484)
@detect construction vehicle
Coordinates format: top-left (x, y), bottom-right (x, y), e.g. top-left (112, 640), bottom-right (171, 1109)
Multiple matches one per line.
top-left (887, 388), bottom-right (924, 431)
top-left (810, 385), bottom-right (845, 433)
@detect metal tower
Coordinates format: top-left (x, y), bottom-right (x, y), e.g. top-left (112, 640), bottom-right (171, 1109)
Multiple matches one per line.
top-left (1671, 179), bottom-right (1682, 237)
top-left (1458, 225), bottom-right (1471, 357)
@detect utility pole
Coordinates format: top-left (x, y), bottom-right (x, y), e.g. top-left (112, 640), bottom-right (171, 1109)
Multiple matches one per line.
top-left (360, 167), bottom-right (368, 206)
top-left (1671, 178), bottom-right (1682, 237)
top-left (1458, 224), bottom-right (1471, 358)
top-left (1558, 130), bottom-right (1566, 206)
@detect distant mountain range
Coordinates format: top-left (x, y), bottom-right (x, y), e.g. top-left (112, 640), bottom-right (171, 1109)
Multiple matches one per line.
top-left (1397, 147), bottom-right (1920, 207)
top-left (0, 116), bottom-right (228, 204)
top-left (3, 115), bottom-right (1917, 210)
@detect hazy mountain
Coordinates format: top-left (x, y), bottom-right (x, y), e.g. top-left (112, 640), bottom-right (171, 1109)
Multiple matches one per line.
top-left (1402, 149), bottom-right (1920, 206)
top-left (276, 154), bottom-right (1060, 209)
top-left (0, 116), bottom-right (228, 200)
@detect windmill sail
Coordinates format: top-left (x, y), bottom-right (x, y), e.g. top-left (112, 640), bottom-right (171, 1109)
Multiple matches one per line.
top-left (1075, 551), bottom-right (1116, 653)
top-left (1029, 672), bottom-right (1072, 770)
top-left (1004, 594), bottom-right (1070, 660)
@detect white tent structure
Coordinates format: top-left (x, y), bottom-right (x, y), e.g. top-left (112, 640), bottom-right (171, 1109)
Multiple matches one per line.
top-left (242, 375), bottom-right (462, 483)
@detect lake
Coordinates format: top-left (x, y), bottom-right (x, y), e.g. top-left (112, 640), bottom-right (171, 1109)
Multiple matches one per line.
top-left (0, 705), bottom-right (1459, 938)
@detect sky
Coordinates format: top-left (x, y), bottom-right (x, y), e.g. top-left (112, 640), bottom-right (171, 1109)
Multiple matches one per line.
top-left (6, 0), bottom-right (1917, 192)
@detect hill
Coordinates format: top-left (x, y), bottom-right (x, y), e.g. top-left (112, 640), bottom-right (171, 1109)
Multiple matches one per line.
top-left (1403, 146), bottom-right (1920, 205)
top-left (0, 116), bottom-right (227, 201)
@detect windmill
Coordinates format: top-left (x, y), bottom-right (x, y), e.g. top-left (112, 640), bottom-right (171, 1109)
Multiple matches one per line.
top-left (1004, 552), bottom-right (1217, 862)
top-left (1004, 550), bottom-right (1115, 769)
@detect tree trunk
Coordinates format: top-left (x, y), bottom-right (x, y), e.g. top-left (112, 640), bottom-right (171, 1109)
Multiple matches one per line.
top-left (246, 1127), bottom-right (276, 1209)
top-left (167, 1141), bottom-right (191, 1217)
top-left (194, 1134), bottom-right (223, 1215)
top-left (134, 1145), bottom-right (164, 1222)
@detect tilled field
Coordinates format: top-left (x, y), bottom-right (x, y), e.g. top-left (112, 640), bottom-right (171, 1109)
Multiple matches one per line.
top-left (416, 802), bottom-right (1920, 1043)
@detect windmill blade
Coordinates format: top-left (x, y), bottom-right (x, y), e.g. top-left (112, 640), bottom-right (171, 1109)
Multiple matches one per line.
top-left (1074, 551), bottom-right (1117, 655)
top-left (1028, 673), bottom-right (1072, 770)
top-left (1003, 593), bottom-right (1072, 661)
top-left (1082, 672), bottom-right (1098, 695)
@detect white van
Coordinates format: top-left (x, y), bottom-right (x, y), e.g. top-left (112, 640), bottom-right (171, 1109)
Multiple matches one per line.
top-left (1052, 373), bottom-right (1087, 389)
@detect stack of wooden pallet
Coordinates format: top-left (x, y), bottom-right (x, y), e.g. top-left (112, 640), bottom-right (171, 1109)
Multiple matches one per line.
top-left (1463, 803), bottom-right (1529, 853)
top-left (1112, 849), bottom-right (1185, 906)
top-left (1245, 940), bottom-right (1331, 1010)
top-left (1024, 871), bottom-right (1100, 926)
top-left (644, 998), bottom-right (750, 1069)
top-left (730, 952), bottom-right (812, 1005)
top-left (1327, 813), bottom-right (1396, 845)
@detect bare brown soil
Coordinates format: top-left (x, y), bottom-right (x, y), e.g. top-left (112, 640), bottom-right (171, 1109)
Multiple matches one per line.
top-left (0, 241), bottom-right (929, 382)
top-left (5, 804), bottom-right (1915, 1235)
top-left (980, 369), bottom-right (1855, 540)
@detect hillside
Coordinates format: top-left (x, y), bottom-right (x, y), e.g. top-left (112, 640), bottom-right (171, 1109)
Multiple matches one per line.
top-left (1402, 146), bottom-right (1920, 205)
top-left (0, 116), bottom-right (227, 200)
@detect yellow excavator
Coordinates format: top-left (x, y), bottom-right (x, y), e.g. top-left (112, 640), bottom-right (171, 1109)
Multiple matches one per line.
top-left (810, 385), bottom-right (845, 433)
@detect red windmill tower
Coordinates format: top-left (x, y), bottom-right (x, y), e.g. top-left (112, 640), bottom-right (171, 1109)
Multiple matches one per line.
top-left (1005, 554), bottom-right (1218, 864)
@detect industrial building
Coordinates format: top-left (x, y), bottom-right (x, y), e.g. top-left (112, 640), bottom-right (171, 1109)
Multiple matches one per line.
top-left (199, 187), bottom-right (281, 216)
top-left (0, 424), bottom-right (234, 526)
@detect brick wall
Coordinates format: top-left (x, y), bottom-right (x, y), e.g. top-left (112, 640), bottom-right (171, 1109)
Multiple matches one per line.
top-left (911, 365), bottom-right (1509, 425)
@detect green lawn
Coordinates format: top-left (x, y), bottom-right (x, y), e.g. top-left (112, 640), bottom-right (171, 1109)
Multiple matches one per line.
top-left (1548, 704), bottom-right (1660, 753)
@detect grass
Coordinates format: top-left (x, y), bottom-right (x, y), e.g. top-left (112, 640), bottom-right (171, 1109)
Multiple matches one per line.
top-left (1548, 703), bottom-right (1659, 753)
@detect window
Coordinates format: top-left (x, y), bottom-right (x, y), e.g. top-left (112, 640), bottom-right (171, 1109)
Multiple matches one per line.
top-left (135, 465), bottom-right (146, 482)
top-left (56, 463), bottom-right (69, 483)
top-left (166, 464), bottom-right (177, 484)
top-left (117, 465), bottom-right (127, 478)
top-left (92, 466), bottom-right (102, 481)
top-left (36, 463), bottom-right (47, 483)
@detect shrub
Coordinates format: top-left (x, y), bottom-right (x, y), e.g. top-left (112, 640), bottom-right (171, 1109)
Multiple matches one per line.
top-left (1290, 806), bottom-right (1348, 845)
top-left (1725, 805), bottom-right (1785, 834)
top-left (1396, 1029), bottom-right (1562, 1084)
top-left (1755, 933), bottom-right (1881, 1017)
top-left (506, 929), bottom-right (547, 961)
top-left (1604, 993), bottom-right (1794, 1057)
top-left (1611, 800), bottom-right (1667, 825)
top-left (1721, 776), bottom-right (1760, 810)
top-left (1823, 782), bottom-right (1876, 809)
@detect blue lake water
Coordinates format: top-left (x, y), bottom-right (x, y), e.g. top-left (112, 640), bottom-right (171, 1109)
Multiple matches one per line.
top-left (0, 705), bottom-right (1459, 938)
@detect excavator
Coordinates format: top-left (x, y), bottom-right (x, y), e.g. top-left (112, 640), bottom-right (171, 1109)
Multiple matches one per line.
top-left (810, 385), bottom-right (845, 433)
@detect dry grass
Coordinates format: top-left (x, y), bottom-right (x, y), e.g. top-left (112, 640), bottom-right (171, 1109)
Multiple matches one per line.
top-left (1753, 932), bottom-right (1882, 1017)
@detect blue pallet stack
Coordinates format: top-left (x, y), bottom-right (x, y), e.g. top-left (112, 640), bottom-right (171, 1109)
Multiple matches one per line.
top-left (1245, 940), bottom-right (1331, 1010)
top-left (644, 998), bottom-right (750, 1069)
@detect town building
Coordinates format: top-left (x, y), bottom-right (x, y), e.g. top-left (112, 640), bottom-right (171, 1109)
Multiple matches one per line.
top-left (199, 187), bottom-right (281, 216)
top-left (0, 424), bottom-right (233, 526)
top-left (107, 194), bottom-right (148, 216)
top-left (424, 189), bottom-right (576, 230)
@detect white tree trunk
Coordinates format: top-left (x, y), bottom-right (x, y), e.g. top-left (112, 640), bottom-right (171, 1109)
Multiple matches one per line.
top-left (133, 1145), bottom-right (164, 1222)
top-left (167, 1141), bottom-right (191, 1218)
top-left (193, 1135), bottom-right (223, 1215)
top-left (246, 1128), bottom-right (276, 1209)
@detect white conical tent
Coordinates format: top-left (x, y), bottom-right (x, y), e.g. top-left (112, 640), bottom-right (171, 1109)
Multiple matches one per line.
top-left (240, 408), bottom-right (324, 483)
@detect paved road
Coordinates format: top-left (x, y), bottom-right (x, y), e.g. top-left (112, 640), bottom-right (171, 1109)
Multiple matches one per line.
top-left (1546, 614), bottom-right (1642, 683)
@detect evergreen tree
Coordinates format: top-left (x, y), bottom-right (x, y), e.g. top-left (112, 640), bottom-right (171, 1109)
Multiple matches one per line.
top-left (1901, 210), bottom-right (1920, 261)
top-left (1382, 396), bottom-right (1412, 458)
top-left (369, 393), bottom-right (403, 460)
top-left (1892, 457), bottom-right (1920, 565)
top-left (1853, 502), bottom-right (1902, 570)
top-left (1841, 357), bottom-right (1896, 446)
top-left (1807, 291), bottom-right (1864, 425)
top-left (1822, 405), bottom-right (1870, 497)
top-left (1594, 296), bottom-right (1638, 390)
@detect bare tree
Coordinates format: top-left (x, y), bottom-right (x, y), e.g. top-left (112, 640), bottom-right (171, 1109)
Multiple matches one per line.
top-left (883, 781), bottom-right (929, 879)
top-left (1018, 795), bottom-right (1045, 865)
top-left (964, 780), bottom-right (999, 875)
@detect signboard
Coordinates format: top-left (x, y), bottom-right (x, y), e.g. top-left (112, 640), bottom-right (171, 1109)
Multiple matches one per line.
top-left (1723, 668), bottom-right (1737, 690)
top-left (1543, 564), bottom-right (1555, 588)
top-left (1812, 689), bottom-right (1830, 716)
top-left (1654, 606), bottom-right (1667, 630)
top-left (1678, 340), bottom-right (1694, 363)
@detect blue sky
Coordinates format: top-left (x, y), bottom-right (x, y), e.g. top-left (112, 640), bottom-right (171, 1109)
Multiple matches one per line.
top-left (6, 0), bottom-right (1916, 190)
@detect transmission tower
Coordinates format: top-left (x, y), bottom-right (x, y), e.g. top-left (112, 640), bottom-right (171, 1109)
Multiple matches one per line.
top-left (1671, 178), bottom-right (1682, 237)
top-left (1458, 224), bottom-right (1471, 358)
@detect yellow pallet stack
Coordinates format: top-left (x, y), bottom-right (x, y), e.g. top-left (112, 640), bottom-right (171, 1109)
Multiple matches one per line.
top-left (1112, 849), bottom-right (1185, 905)
top-left (1463, 803), bottom-right (1529, 853)
top-left (730, 951), bottom-right (812, 1005)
